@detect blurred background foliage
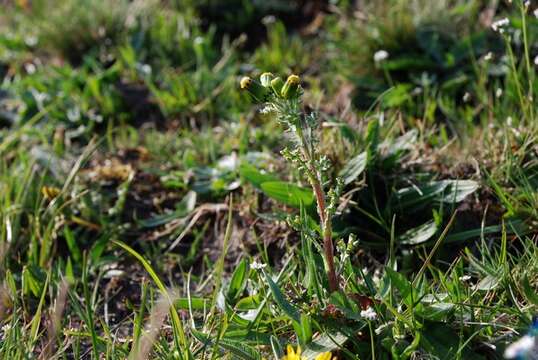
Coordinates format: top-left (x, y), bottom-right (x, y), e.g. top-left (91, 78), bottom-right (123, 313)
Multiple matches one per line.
top-left (1, 0), bottom-right (536, 132)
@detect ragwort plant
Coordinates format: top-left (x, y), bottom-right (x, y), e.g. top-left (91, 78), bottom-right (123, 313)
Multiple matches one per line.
top-left (240, 73), bottom-right (342, 293)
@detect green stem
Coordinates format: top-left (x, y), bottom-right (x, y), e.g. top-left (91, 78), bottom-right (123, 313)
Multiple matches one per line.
top-left (520, 3), bottom-right (534, 120)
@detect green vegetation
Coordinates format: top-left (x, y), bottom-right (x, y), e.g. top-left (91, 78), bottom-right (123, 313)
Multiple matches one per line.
top-left (0, 0), bottom-right (537, 358)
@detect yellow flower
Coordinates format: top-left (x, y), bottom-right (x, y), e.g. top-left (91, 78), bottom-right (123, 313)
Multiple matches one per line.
top-left (282, 345), bottom-right (302, 360)
top-left (315, 352), bottom-right (336, 360)
top-left (41, 186), bottom-right (61, 201)
top-left (281, 346), bottom-right (335, 360)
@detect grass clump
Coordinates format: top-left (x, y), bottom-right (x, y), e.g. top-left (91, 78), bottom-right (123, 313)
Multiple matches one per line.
top-left (33, 0), bottom-right (135, 64)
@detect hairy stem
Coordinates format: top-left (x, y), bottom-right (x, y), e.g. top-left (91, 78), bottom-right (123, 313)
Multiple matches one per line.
top-left (310, 176), bottom-right (339, 293)
top-left (295, 117), bottom-right (340, 293)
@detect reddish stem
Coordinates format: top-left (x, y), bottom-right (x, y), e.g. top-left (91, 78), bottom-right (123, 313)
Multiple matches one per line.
top-left (309, 167), bottom-right (339, 293)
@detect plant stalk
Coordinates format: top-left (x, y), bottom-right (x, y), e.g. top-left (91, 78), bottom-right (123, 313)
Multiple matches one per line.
top-left (296, 119), bottom-right (340, 293)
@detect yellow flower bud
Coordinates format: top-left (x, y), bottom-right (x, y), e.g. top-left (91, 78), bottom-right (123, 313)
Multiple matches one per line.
top-left (240, 76), bottom-right (253, 90)
top-left (240, 76), bottom-right (270, 103)
top-left (281, 74), bottom-right (301, 99)
top-left (260, 72), bottom-right (274, 87)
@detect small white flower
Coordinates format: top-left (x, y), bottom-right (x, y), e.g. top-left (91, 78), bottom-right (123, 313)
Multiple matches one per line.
top-left (251, 261), bottom-right (267, 270)
top-left (496, 88), bottom-right (503, 98)
top-left (534, 55), bottom-right (538, 66)
top-left (141, 64), bottom-right (152, 75)
top-left (136, 63), bottom-right (152, 76)
top-left (507, 116), bottom-right (513, 126)
top-left (24, 35), bottom-right (37, 47)
top-left (484, 52), bottom-right (493, 61)
top-left (24, 63), bottom-right (36, 74)
top-left (262, 15), bottom-right (276, 25)
top-left (524, 1), bottom-right (530, 10)
top-left (360, 307), bottom-right (378, 321)
top-left (459, 275), bottom-right (472, 282)
top-left (104, 269), bottom-right (125, 278)
top-left (375, 322), bottom-right (391, 335)
top-left (463, 92), bottom-right (471, 103)
top-left (372, 268), bottom-right (382, 284)
top-left (491, 18), bottom-right (510, 33)
top-left (373, 50), bottom-right (389, 63)
top-left (259, 105), bottom-right (275, 114)
top-left (534, 9), bottom-right (538, 18)
top-left (1, 324), bottom-right (10, 340)
top-left (412, 87), bottom-right (423, 95)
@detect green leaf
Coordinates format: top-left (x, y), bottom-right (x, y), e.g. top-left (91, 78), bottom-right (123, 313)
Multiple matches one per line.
top-left (383, 57), bottom-right (437, 71)
top-left (391, 180), bottom-right (478, 211)
top-left (239, 163), bottom-right (278, 189)
top-left (329, 292), bottom-right (361, 321)
top-left (22, 265), bottom-right (46, 297)
top-left (260, 181), bottom-right (314, 208)
top-left (339, 151), bottom-right (367, 185)
top-left (522, 274), bottom-right (538, 306)
top-left (175, 297), bottom-right (208, 310)
top-left (366, 119), bottom-right (380, 165)
top-left (262, 270), bottom-right (301, 323)
top-left (90, 235), bottom-right (108, 262)
top-left (64, 226), bottom-right (81, 262)
top-left (383, 129), bottom-right (418, 156)
top-left (382, 84), bottom-right (413, 108)
top-left (217, 338), bottom-right (262, 360)
top-left (227, 258), bottom-right (249, 304)
top-left (420, 322), bottom-right (478, 359)
top-left (474, 274), bottom-right (500, 291)
top-left (192, 329), bottom-right (262, 360)
top-left (236, 294), bottom-right (261, 310)
top-left (270, 335), bottom-right (284, 360)
top-left (30, 272), bottom-right (50, 346)
top-left (302, 332), bottom-right (349, 360)
top-left (416, 302), bottom-right (454, 321)
top-left (439, 180), bottom-right (479, 203)
top-left (139, 191), bottom-right (196, 228)
top-left (398, 220), bottom-right (438, 245)
top-left (299, 313), bottom-right (313, 344)
top-left (385, 267), bottom-right (414, 305)
top-left (392, 182), bottom-right (449, 210)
